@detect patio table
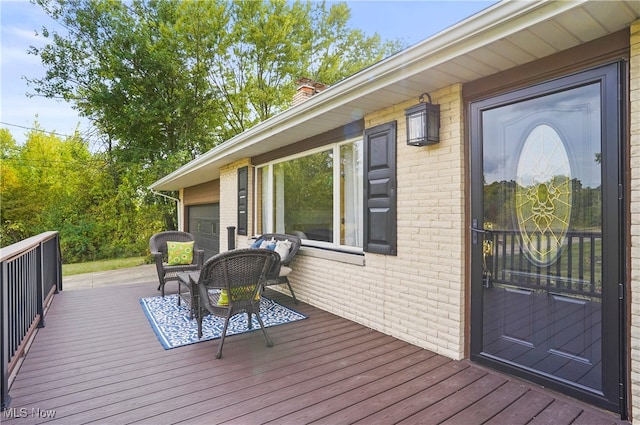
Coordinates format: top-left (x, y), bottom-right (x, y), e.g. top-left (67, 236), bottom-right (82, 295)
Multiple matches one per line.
top-left (177, 271), bottom-right (200, 319)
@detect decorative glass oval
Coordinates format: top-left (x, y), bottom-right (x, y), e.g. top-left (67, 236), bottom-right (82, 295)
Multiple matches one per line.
top-left (515, 124), bottom-right (572, 266)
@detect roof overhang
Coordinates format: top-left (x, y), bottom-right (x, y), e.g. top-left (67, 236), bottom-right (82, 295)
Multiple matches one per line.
top-left (150, 0), bottom-right (640, 191)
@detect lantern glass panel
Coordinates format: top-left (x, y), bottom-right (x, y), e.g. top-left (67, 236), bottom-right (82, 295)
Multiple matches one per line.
top-left (407, 110), bottom-right (425, 144)
top-left (427, 108), bottom-right (440, 142)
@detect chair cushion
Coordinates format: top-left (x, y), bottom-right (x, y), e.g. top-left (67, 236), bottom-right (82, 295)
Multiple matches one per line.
top-left (218, 289), bottom-right (230, 306)
top-left (167, 241), bottom-right (194, 265)
top-left (217, 287), bottom-right (260, 306)
top-left (279, 266), bottom-right (292, 277)
top-left (259, 238), bottom-right (276, 250)
top-left (274, 239), bottom-right (292, 262)
top-left (250, 238), bottom-right (264, 248)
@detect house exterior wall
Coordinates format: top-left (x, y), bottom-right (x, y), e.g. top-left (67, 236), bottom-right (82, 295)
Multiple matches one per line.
top-left (183, 180), bottom-right (220, 206)
top-left (213, 27), bottom-right (640, 416)
top-left (356, 84), bottom-right (466, 359)
top-left (630, 19), bottom-right (640, 425)
top-left (219, 159), bottom-right (253, 252)
top-left (219, 84), bottom-right (467, 359)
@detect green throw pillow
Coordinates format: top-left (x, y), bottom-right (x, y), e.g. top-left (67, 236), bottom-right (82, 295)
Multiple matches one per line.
top-left (167, 241), bottom-right (194, 265)
top-left (217, 287), bottom-right (260, 306)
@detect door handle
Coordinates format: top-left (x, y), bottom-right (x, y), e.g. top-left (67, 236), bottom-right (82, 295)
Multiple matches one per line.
top-left (471, 219), bottom-right (486, 244)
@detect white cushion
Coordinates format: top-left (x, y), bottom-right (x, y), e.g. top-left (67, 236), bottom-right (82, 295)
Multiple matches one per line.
top-left (274, 239), bottom-right (292, 262)
top-left (279, 266), bottom-right (292, 277)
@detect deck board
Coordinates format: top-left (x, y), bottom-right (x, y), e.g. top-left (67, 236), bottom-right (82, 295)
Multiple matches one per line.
top-left (3, 282), bottom-right (627, 425)
top-left (483, 389), bottom-right (555, 425)
top-left (252, 350), bottom-right (444, 425)
top-left (254, 350), bottom-right (450, 423)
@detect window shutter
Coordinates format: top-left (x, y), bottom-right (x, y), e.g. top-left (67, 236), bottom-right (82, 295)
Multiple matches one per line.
top-left (363, 121), bottom-right (397, 255)
top-left (237, 167), bottom-right (248, 236)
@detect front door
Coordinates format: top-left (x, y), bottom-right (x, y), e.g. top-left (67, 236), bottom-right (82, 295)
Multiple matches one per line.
top-left (470, 63), bottom-right (624, 413)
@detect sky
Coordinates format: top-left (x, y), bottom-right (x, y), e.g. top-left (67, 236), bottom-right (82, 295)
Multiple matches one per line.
top-left (1, 0), bottom-right (496, 148)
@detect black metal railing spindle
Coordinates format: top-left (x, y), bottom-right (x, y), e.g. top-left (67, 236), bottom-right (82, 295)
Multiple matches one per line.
top-left (590, 234), bottom-right (597, 293)
top-left (485, 229), bottom-right (601, 299)
top-left (1, 232), bottom-right (62, 409)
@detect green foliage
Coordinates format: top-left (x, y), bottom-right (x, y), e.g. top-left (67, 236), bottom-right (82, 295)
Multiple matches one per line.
top-left (276, 150), bottom-right (334, 234)
top-left (9, 0), bottom-right (403, 261)
top-left (0, 126), bottom-right (166, 262)
top-left (0, 130), bottom-right (21, 245)
top-left (305, 2), bottom-right (401, 84)
top-left (29, 0), bottom-right (403, 164)
top-left (483, 179), bottom-right (602, 232)
top-left (31, 0), bottom-right (221, 165)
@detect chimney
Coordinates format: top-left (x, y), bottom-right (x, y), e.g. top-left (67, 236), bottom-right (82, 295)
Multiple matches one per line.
top-left (293, 77), bottom-right (328, 106)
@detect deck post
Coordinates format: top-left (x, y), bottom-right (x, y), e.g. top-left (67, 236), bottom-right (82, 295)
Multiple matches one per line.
top-left (56, 235), bottom-right (62, 293)
top-left (37, 242), bottom-right (45, 328)
top-left (227, 226), bottom-right (236, 250)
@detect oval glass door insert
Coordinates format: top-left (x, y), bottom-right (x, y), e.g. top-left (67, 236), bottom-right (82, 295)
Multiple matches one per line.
top-left (515, 124), bottom-right (572, 266)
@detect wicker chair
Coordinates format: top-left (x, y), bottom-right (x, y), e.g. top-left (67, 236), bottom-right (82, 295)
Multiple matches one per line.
top-left (149, 231), bottom-right (204, 297)
top-left (256, 233), bottom-right (301, 304)
top-left (195, 248), bottom-right (280, 359)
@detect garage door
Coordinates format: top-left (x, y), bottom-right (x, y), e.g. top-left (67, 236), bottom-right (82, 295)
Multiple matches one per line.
top-left (188, 203), bottom-right (219, 260)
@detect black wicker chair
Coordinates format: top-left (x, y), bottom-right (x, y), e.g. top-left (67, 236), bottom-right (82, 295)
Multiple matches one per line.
top-left (256, 233), bottom-right (301, 304)
top-left (195, 248), bottom-right (280, 359)
top-left (149, 231), bottom-right (204, 297)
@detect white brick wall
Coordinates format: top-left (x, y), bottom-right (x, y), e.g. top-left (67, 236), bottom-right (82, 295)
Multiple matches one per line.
top-left (219, 159), bottom-right (253, 252)
top-left (630, 19), bottom-right (640, 425)
top-left (216, 85), bottom-right (467, 359)
top-left (211, 27), bottom-right (640, 417)
top-left (269, 84), bottom-right (468, 360)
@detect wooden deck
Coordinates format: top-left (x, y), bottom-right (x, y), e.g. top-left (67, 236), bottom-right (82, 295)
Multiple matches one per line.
top-left (3, 280), bottom-right (628, 425)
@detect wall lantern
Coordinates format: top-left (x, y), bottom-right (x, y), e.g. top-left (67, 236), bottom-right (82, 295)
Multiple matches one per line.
top-left (404, 92), bottom-right (440, 146)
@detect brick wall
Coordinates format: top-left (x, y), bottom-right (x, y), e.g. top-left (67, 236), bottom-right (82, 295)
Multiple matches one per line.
top-left (217, 85), bottom-right (466, 359)
top-left (362, 84), bottom-right (466, 358)
top-left (206, 27), bottom-right (640, 416)
top-left (630, 19), bottom-right (640, 424)
top-left (219, 159), bottom-right (253, 252)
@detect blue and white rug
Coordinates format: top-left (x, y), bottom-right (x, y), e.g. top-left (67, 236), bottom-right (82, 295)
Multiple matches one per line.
top-left (140, 292), bottom-right (308, 349)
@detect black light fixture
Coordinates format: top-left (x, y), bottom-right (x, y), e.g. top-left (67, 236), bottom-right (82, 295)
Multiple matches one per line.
top-left (405, 92), bottom-right (440, 146)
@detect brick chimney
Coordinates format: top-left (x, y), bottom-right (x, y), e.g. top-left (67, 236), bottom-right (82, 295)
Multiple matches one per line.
top-left (293, 77), bottom-right (328, 106)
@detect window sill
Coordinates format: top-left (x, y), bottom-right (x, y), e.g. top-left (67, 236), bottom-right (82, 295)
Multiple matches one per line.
top-left (298, 246), bottom-right (365, 266)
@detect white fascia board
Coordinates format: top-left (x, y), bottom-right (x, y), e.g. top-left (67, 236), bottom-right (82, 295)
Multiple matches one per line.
top-left (324, 0), bottom-right (584, 100)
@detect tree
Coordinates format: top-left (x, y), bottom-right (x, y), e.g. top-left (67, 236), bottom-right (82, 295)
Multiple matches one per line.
top-left (0, 126), bottom-right (167, 261)
top-left (0, 126), bottom-right (99, 249)
top-left (28, 0), bottom-right (403, 164)
top-left (30, 0), bottom-right (221, 166)
top-left (19, 0), bottom-right (404, 260)
top-left (0, 129), bottom-right (24, 245)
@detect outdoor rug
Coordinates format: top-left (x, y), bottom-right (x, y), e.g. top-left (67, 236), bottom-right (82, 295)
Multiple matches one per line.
top-left (140, 292), bottom-right (308, 349)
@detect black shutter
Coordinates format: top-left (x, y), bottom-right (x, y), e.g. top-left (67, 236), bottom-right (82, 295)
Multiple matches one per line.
top-left (237, 166), bottom-right (248, 236)
top-left (363, 121), bottom-right (397, 255)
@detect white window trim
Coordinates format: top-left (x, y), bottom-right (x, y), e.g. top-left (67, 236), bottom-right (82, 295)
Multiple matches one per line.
top-left (332, 144), bottom-right (341, 246)
top-left (253, 137), bottom-right (364, 254)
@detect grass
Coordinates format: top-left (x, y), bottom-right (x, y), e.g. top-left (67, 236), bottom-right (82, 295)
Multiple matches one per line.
top-left (62, 256), bottom-right (148, 276)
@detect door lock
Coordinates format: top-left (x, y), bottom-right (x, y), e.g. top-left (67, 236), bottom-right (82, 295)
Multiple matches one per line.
top-left (471, 219), bottom-right (486, 244)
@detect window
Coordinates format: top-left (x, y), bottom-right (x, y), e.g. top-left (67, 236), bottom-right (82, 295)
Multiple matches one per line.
top-left (256, 138), bottom-right (363, 250)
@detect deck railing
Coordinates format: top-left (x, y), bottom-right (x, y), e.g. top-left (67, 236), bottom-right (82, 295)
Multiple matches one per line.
top-left (0, 232), bottom-right (62, 409)
top-left (483, 229), bottom-right (602, 298)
